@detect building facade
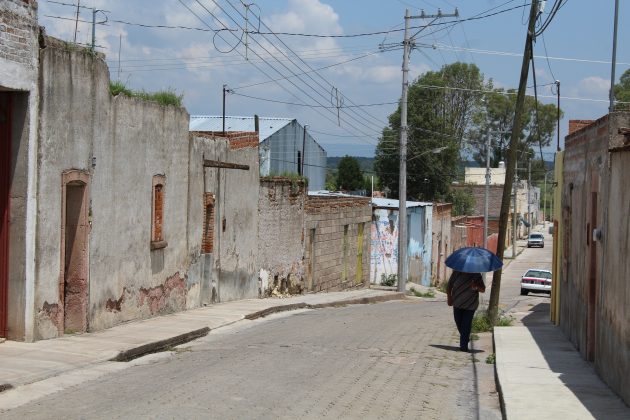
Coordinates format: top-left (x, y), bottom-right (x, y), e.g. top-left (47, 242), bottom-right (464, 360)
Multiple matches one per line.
top-left (553, 114), bottom-right (630, 406)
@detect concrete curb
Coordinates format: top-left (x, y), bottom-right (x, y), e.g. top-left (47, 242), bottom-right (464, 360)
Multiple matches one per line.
top-left (110, 327), bottom-right (211, 362)
top-left (492, 331), bottom-right (507, 420)
top-left (245, 292), bottom-right (406, 320)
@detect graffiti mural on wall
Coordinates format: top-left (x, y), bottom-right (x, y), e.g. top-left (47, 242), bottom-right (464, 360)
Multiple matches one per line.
top-left (371, 209), bottom-right (398, 284)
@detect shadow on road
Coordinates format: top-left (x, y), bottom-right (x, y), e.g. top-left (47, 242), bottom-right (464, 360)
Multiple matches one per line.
top-left (429, 344), bottom-right (483, 354)
top-left (520, 303), bottom-right (629, 418)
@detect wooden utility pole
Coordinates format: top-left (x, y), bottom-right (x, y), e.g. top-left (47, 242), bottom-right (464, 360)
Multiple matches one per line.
top-left (487, 0), bottom-right (539, 324)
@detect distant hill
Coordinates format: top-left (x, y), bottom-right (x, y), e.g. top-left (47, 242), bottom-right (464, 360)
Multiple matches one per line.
top-left (327, 156), bottom-right (375, 173)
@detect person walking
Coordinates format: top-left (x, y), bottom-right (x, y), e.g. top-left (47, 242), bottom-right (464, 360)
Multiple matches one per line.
top-left (446, 271), bottom-right (486, 352)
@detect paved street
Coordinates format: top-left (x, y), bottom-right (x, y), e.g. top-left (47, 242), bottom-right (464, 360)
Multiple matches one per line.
top-left (0, 300), bottom-right (482, 419)
top-left (496, 226), bottom-right (553, 315)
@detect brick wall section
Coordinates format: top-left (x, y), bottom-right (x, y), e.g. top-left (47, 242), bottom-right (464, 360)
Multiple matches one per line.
top-left (257, 178), bottom-right (306, 295)
top-left (568, 119), bottom-right (595, 135)
top-left (0, 0), bottom-right (38, 67)
top-left (191, 131), bottom-right (259, 150)
top-left (304, 196), bottom-right (371, 292)
top-left (202, 193), bottom-right (215, 253)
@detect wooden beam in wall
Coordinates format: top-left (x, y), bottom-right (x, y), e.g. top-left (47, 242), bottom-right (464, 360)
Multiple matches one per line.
top-left (203, 159), bottom-right (250, 170)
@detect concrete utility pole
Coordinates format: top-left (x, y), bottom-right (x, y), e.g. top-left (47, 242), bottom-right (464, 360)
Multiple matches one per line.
top-left (527, 160), bottom-right (532, 236)
top-left (555, 80), bottom-right (561, 151)
top-left (397, 7), bottom-right (458, 293)
top-left (488, 0), bottom-right (539, 324)
top-left (512, 160), bottom-right (518, 256)
top-left (73, 0), bottom-right (81, 43)
top-left (610, 0), bottom-right (620, 112)
top-left (301, 124), bottom-right (309, 176)
top-left (483, 130), bottom-right (490, 250)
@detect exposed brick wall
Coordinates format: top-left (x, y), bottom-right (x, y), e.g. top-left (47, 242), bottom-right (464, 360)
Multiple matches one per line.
top-left (304, 195), bottom-right (371, 292)
top-left (151, 175), bottom-right (166, 243)
top-left (257, 177), bottom-right (306, 296)
top-left (568, 119), bottom-right (595, 135)
top-left (0, 0), bottom-right (38, 67)
top-left (202, 193), bottom-right (215, 253)
top-left (191, 131), bottom-right (259, 150)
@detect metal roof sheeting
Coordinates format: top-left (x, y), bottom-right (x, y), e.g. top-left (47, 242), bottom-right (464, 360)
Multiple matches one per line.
top-left (371, 197), bottom-right (432, 209)
top-left (189, 115), bottom-right (294, 142)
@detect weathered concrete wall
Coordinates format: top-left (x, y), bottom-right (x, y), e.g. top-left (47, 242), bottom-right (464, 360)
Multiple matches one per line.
top-left (559, 114), bottom-right (609, 359)
top-left (258, 178), bottom-right (305, 296)
top-left (34, 37), bottom-right (192, 339)
top-left (304, 196), bottom-right (371, 292)
top-left (431, 203), bottom-right (452, 285)
top-left (598, 134), bottom-right (630, 405)
top-left (558, 113), bottom-right (630, 406)
top-left (189, 133), bottom-right (260, 304)
top-left (0, 0), bottom-right (39, 340)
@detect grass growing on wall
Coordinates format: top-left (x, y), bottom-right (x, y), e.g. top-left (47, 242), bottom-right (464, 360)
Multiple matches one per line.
top-left (109, 82), bottom-right (184, 107)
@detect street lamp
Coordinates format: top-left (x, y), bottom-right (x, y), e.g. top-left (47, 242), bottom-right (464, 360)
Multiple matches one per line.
top-left (407, 145), bottom-right (447, 161)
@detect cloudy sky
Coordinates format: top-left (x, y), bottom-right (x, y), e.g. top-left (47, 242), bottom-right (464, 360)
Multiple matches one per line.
top-left (39, 0), bottom-right (629, 157)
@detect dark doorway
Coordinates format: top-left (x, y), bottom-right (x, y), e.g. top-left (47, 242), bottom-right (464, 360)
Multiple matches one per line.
top-left (61, 173), bottom-right (90, 334)
top-left (0, 93), bottom-right (11, 337)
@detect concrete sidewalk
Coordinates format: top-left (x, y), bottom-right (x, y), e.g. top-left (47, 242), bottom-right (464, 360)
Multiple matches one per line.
top-left (494, 306), bottom-right (630, 419)
top-left (0, 289), bottom-right (403, 391)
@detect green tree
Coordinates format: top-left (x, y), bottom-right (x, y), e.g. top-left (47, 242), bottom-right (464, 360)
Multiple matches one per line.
top-left (375, 62), bottom-right (487, 200)
top-left (469, 88), bottom-right (562, 174)
top-left (614, 68), bottom-right (630, 110)
top-left (337, 156), bottom-right (363, 191)
top-left (446, 188), bottom-right (476, 216)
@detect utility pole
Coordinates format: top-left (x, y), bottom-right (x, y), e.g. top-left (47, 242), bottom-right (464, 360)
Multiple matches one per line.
top-left (73, 0), bottom-right (81, 43)
top-left (397, 7), bottom-right (458, 294)
top-left (488, 0), bottom-right (539, 324)
top-left (512, 160), bottom-right (518, 256)
top-left (301, 124), bottom-right (309, 176)
top-left (222, 84), bottom-right (228, 135)
top-left (555, 80), bottom-right (561, 151)
top-left (527, 159), bottom-right (532, 236)
top-left (610, 0), bottom-right (620, 112)
top-left (91, 8), bottom-right (97, 51)
top-left (483, 130), bottom-right (490, 250)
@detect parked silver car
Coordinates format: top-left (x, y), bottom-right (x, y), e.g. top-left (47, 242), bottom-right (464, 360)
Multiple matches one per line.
top-left (527, 233), bottom-right (544, 248)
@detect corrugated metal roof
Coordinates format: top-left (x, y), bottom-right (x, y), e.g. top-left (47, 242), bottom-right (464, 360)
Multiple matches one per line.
top-left (371, 197), bottom-right (432, 209)
top-left (189, 115), bottom-right (294, 141)
top-left (308, 190), bottom-right (362, 198)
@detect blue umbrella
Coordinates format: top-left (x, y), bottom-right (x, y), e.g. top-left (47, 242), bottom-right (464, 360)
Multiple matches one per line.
top-left (445, 247), bottom-right (503, 273)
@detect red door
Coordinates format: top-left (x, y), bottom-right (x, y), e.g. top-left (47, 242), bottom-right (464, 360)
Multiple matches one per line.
top-left (0, 93), bottom-right (11, 338)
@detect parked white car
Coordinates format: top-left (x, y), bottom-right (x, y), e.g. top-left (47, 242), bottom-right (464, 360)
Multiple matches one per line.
top-left (527, 233), bottom-right (545, 248)
top-left (520, 269), bottom-right (552, 295)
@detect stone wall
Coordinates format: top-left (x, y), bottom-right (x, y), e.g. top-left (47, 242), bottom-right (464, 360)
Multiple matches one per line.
top-left (304, 196), bottom-right (371, 292)
top-left (258, 178), bottom-right (306, 296)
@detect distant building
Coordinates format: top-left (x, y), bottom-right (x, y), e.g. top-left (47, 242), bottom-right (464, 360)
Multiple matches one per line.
top-left (190, 116), bottom-right (327, 190)
top-left (464, 166), bottom-right (506, 185)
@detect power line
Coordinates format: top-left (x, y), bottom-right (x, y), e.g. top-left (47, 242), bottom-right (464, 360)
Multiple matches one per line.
top-left (230, 92), bottom-right (399, 109)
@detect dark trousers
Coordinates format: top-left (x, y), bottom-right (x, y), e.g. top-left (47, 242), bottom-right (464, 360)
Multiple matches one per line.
top-left (453, 307), bottom-right (475, 350)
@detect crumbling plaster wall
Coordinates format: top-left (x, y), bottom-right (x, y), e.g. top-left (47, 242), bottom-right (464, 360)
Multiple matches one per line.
top-left (34, 37), bottom-right (192, 339)
top-left (189, 134), bottom-right (259, 304)
top-left (0, 0), bottom-right (40, 340)
top-left (257, 178), bottom-right (306, 296)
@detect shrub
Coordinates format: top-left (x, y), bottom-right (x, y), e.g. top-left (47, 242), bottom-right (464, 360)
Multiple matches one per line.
top-left (109, 82), bottom-right (183, 107)
top-left (381, 273), bottom-right (397, 287)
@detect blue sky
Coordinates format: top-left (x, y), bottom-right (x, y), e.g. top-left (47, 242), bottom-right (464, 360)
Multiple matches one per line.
top-left (39, 0), bottom-right (629, 157)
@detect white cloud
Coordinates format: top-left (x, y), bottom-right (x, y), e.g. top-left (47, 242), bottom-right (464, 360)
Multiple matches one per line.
top-left (578, 76), bottom-right (610, 97)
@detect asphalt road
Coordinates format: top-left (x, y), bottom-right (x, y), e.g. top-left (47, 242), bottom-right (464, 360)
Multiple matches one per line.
top-left (0, 299), bottom-right (482, 420)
